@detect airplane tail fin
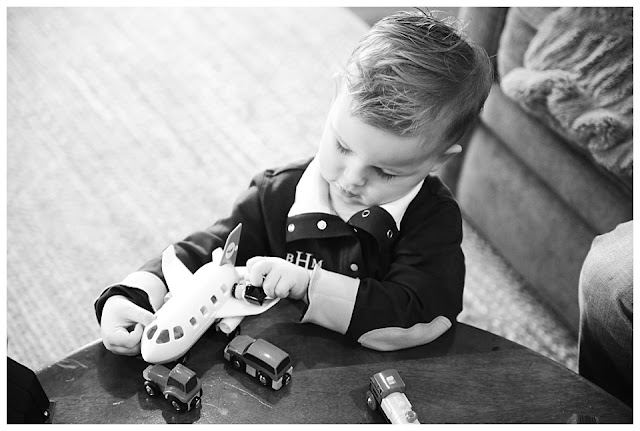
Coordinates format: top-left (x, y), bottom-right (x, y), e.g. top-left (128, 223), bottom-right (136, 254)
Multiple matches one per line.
top-left (219, 223), bottom-right (242, 266)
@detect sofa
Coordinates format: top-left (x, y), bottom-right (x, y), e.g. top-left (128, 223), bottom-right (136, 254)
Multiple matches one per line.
top-left (439, 7), bottom-right (633, 335)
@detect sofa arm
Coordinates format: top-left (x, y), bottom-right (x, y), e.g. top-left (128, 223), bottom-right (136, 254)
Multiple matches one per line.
top-left (436, 7), bottom-right (508, 193)
top-left (458, 7), bottom-right (508, 74)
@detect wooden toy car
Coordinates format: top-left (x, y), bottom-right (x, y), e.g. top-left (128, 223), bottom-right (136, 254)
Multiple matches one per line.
top-left (142, 363), bottom-right (202, 413)
top-left (224, 335), bottom-right (293, 390)
top-left (366, 369), bottom-right (419, 424)
top-left (232, 282), bottom-right (268, 306)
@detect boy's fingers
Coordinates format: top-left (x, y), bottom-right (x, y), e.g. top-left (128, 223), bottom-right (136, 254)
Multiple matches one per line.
top-left (262, 271), bottom-right (283, 298)
top-left (109, 326), bottom-right (141, 349)
top-left (126, 302), bottom-right (155, 327)
top-left (246, 256), bottom-right (266, 272)
top-left (248, 259), bottom-right (272, 286)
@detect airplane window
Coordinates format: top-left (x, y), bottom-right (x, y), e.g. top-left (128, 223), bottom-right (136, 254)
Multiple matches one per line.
top-left (200, 306), bottom-right (208, 316)
top-left (190, 317), bottom-right (197, 326)
top-left (156, 329), bottom-right (170, 344)
top-left (147, 325), bottom-right (158, 340)
top-left (173, 326), bottom-right (184, 340)
top-left (220, 283), bottom-right (228, 293)
top-left (211, 295), bottom-right (217, 305)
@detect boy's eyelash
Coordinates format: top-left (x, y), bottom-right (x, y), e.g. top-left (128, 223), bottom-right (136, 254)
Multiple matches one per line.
top-left (375, 169), bottom-right (395, 181)
top-left (335, 140), bottom-right (396, 180)
top-left (335, 140), bottom-right (350, 154)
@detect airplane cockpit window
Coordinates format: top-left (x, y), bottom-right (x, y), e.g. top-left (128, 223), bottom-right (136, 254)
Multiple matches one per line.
top-left (173, 326), bottom-right (184, 340)
top-left (147, 325), bottom-right (158, 340)
top-left (156, 329), bottom-right (170, 344)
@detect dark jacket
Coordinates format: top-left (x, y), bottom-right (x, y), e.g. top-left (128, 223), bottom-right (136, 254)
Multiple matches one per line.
top-left (95, 157), bottom-right (465, 351)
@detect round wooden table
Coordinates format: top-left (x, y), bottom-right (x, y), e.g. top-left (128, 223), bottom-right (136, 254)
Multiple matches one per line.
top-left (36, 299), bottom-right (632, 424)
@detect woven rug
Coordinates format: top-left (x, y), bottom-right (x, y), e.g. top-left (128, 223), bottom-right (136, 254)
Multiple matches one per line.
top-left (6, 7), bottom-right (577, 372)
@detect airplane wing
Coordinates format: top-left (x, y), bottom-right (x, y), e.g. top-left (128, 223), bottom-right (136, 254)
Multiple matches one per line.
top-left (161, 245), bottom-right (195, 297)
top-left (213, 296), bottom-right (280, 318)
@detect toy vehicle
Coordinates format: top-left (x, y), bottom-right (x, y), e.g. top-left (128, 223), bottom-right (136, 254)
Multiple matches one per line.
top-left (224, 335), bottom-right (293, 390)
top-left (142, 363), bottom-right (202, 413)
top-left (141, 223), bottom-right (280, 364)
top-left (366, 369), bottom-right (420, 424)
top-left (232, 282), bottom-right (268, 306)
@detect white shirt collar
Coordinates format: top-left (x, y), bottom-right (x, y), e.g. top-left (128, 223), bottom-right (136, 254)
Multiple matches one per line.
top-left (288, 158), bottom-right (423, 230)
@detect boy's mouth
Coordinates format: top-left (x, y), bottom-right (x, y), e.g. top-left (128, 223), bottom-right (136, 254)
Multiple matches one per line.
top-left (334, 182), bottom-right (359, 200)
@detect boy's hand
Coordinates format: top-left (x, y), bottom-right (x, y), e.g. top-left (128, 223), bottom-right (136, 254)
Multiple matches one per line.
top-left (100, 295), bottom-right (155, 356)
top-left (246, 256), bottom-right (310, 300)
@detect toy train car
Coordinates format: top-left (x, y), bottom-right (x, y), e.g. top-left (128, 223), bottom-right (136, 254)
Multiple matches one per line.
top-left (366, 369), bottom-right (419, 424)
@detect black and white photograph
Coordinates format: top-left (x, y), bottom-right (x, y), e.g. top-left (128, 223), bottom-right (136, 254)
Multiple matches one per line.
top-left (4, 2), bottom-right (634, 424)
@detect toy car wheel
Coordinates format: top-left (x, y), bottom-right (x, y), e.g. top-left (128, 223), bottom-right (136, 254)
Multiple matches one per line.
top-left (168, 396), bottom-right (187, 413)
top-left (257, 371), bottom-right (271, 387)
top-left (366, 390), bottom-right (378, 411)
top-left (144, 381), bottom-right (160, 397)
top-left (282, 373), bottom-right (292, 386)
top-left (231, 356), bottom-right (245, 371)
top-left (193, 395), bottom-right (202, 410)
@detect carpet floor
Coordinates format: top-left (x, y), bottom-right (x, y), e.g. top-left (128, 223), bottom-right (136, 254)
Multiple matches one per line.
top-left (6, 7), bottom-right (577, 373)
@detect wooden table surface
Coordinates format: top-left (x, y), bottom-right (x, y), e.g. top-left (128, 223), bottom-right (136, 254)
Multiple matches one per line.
top-left (37, 299), bottom-right (632, 424)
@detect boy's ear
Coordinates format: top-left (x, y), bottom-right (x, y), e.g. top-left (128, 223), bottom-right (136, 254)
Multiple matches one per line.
top-left (432, 144), bottom-right (462, 172)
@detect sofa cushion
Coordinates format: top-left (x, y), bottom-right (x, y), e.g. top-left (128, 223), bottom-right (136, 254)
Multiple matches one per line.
top-left (501, 8), bottom-right (633, 183)
top-left (497, 7), bottom-right (558, 79)
top-left (481, 84), bottom-right (632, 235)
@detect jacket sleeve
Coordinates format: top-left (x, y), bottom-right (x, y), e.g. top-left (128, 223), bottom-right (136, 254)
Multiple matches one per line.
top-left (301, 199), bottom-right (465, 351)
top-left (93, 171), bottom-right (272, 322)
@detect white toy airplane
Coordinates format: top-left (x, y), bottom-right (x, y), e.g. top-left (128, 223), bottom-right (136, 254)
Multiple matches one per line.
top-left (141, 223), bottom-right (280, 364)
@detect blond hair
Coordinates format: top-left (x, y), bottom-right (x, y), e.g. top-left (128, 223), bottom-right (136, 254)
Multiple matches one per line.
top-left (342, 10), bottom-right (493, 152)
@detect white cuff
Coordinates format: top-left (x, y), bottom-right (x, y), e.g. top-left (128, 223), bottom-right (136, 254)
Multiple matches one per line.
top-left (119, 271), bottom-right (167, 312)
top-left (357, 316), bottom-right (452, 351)
top-left (301, 266), bottom-right (359, 334)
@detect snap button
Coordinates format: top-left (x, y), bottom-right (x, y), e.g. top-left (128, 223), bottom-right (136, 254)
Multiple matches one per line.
top-left (287, 223), bottom-right (295, 232)
top-left (350, 263), bottom-right (359, 272)
top-left (362, 209), bottom-right (370, 217)
top-left (317, 220), bottom-right (327, 230)
top-left (387, 230), bottom-right (394, 238)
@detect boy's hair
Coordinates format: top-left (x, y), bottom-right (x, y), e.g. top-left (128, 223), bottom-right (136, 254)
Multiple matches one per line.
top-left (342, 10), bottom-right (493, 153)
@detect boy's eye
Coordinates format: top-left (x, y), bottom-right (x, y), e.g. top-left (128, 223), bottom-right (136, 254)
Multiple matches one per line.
top-left (335, 140), bottom-right (351, 155)
top-left (375, 168), bottom-right (396, 181)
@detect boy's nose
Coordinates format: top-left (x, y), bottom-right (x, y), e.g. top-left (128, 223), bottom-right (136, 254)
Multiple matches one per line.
top-left (342, 164), bottom-right (367, 187)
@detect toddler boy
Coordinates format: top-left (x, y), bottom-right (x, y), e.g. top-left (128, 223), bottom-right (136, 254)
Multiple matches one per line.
top-left (95, 10), bottom-right (493, 355)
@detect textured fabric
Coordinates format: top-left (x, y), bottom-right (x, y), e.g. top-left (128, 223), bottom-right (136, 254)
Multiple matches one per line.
top-left (481, 84), bottom-right (632, 233)
top-left (501, 8), bottom-right (633, 179)
top-left (578, 220), bottom-right (633, 406)
top-left (96, 158), bottom-right (466, 348)
top-left (497, 7), bottom-right (558, 78)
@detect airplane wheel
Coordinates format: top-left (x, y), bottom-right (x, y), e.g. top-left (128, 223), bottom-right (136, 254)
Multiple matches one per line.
top-left (227, 326), bottom-right (241, 341)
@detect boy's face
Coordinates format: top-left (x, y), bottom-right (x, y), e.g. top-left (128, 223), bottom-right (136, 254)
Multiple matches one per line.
top-left (317, 88), bottom-right (451, 210)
